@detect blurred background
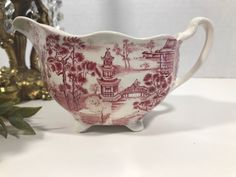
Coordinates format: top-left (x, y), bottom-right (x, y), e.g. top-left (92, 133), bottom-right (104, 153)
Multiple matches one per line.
top-left (1, 0), bottom-right (235, 78)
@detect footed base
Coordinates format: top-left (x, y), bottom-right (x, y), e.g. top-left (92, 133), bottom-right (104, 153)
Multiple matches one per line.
top-left (75, 120), bottom-right (92, 133)
top-left (75, 119), bottom-right (144, 133)
top-left (126, 120), bottom-right (144, 132)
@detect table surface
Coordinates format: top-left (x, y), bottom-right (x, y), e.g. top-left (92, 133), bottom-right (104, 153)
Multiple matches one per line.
top-left (0, 78), bottom-right (236, 177)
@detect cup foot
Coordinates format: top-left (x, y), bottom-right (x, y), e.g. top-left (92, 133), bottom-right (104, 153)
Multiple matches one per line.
top-left (75, 120), bottom-right (92, 132)
top-left (74, 118), bottom-right (144, 132)
top-left (126, 119), bottom-right (144, 132)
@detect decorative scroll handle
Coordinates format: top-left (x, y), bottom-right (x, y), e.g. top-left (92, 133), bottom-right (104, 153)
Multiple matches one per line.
top-left (172, 17), bottom-right (214, 90)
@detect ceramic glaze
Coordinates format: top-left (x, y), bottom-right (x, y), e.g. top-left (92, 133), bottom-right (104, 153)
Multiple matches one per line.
top-left (13, 16), bottom-right (213, 132)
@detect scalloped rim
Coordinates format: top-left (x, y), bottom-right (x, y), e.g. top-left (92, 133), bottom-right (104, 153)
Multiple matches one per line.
top-left (14, 16), bottom-right (178, 40)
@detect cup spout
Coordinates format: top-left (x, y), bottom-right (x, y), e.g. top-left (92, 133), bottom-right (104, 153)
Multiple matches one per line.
top-left (13, 16), bottom-right (44, 48)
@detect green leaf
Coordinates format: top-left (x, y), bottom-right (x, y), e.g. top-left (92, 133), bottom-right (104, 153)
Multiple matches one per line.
top-left (0, 101), bottom-right (15, 115)
top-left (0, 98), bottom-right (16, 105)
top-left (4, 106), bottom-right (42, 119)
top-left (0, 116), bottom-right (8, 138)
top-left (8, 116), bottom-right (35, 135)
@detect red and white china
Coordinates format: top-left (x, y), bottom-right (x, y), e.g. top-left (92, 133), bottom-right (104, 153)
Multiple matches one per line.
top-left (13, 17), bottom-right (213, 132)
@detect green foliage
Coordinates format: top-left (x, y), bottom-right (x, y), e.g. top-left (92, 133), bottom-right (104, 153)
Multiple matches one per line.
top-left (0, 99), bottom-right (41, 138)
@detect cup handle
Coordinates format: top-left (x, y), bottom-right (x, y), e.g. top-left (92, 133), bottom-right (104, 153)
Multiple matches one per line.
top-left (171, 17), bottom-right (214, 90)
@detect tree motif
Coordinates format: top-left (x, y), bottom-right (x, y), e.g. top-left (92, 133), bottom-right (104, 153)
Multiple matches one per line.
top-left (46, 35), bottom-right (101, 111)
top-left (143, 72), bottom-right (168, 91)
top-left (146, 40), bottom-right (155, 53)
top-left (133, 72), bottom-right (172, 111)
top-left (112, 39), bottom-right (135, 69)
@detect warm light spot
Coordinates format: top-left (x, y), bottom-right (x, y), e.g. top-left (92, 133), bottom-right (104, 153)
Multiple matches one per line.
top-left (42, 95), bottom-right (46, 99)
top-left (0, 87), bottom-right (6, 92)
top-left (11, 69), bottom-right (16, 74)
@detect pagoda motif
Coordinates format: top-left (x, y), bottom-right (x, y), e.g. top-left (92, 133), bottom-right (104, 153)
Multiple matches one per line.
top-left (142, 38), bottom-right (177, 76)
top-left (158, 38), bottom-right (176, 75)
top-left (97, 48), bottom-right (121, 101)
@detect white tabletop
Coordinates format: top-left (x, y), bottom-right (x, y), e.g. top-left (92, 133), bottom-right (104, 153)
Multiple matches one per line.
top-left (1, 78), bottom-right (236, 177)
